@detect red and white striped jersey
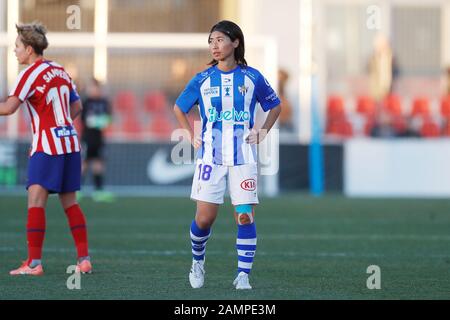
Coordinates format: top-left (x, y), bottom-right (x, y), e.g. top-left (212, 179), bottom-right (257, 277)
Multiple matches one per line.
top-left (9, 59), bottom-right (81, 156)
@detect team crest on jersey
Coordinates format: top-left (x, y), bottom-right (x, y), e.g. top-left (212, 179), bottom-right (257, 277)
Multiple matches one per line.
top-left (238, 85), bottom-right (248, 96)
top-left (224, 85), bottom-right (232, 97)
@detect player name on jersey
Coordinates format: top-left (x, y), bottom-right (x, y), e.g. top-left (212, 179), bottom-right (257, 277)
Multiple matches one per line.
top-left (9, 59), bottom-right (81, 156)
top-left (42, 68), bottom-right (72, 84)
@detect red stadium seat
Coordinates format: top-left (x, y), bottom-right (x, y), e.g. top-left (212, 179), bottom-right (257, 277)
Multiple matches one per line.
top-left (326, 119), bottom-right (353, 137)
top-left (144, 91), bottom-right (174, 139)
top-left (114, 91), bottom-right (142, 136)
top-left (411, 97), bottom-right (430, 118)
top-left (144, 91), bottom-right (168, 113)
top-left (420, 119), bottom-right (440, 138)
top-left (340, 121), bottom-right (353, 137)
top-left (325, 95), bottom-right (353, 137)
top-left (440, 95), bottom-right (450, 119)
top-left (356, 96), bottom-right (376, 117)
top-left (122, 115), bottom-right (142, 134)
top-left (115, 91), bottom-right (137, 112)
top-left (148, 113), bottom-right (174, 139)
top-left (382, 94), bottom-right (402, 116)
top-left (327, 95), bottom-right (345, 119)
top-left (356, 96), bottom-right (376, 136)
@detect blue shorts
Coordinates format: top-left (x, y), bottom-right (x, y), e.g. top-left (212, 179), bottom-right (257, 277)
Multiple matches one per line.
top-left (27, 152), bottom-right (81, 194)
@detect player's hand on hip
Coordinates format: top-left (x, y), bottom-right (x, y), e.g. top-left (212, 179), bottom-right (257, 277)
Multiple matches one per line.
top-left (192, 135), bottom-right (202, 149)
top-left (246, 129), bottom-right (267, 144)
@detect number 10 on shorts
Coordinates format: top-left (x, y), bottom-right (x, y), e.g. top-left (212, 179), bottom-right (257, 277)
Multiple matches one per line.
top-left (198, 164), bottom-right (212, 181)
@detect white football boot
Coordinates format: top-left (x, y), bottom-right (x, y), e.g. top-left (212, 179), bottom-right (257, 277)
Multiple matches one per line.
top-left (233, 271), bottom-right (252, 290)
top-left (189, 259), bottom-right (205, 288)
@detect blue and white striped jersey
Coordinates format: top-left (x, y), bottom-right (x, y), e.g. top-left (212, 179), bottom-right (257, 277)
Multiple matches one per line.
top-left (176, 65), bottom-right (280, 166)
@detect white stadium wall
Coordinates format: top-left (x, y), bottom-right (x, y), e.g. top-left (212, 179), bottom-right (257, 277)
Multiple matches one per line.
top-left (344, 139), bottom-right (450, 198)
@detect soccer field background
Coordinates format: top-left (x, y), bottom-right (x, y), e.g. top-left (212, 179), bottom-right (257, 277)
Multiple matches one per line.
top-left (0, 194), bottom-right (449, 300)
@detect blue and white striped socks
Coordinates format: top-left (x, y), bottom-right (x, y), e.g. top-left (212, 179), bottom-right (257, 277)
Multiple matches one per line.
top-left (236, 223), bottom-right (257, 274)
top-left (190, 219), bottom-right (257, 275)
top-left (190, 220), bottom-right (211, 261)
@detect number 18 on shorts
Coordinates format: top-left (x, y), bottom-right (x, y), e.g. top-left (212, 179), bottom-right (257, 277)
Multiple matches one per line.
top-left (190, 159), bottom-right (259, 206)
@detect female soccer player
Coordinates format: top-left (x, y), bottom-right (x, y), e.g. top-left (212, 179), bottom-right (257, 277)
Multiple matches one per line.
top-left (173, 20), bottom-right (281, 289)
top-left (0, 22), bottom-right (92, 275)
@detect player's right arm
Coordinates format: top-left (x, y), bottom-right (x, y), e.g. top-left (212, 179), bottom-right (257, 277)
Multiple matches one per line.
top-left (173, 104), bottom-right (201, 148)
top-left (0, 96), bottom-right (22, 116)
top-left (2, 66), bottom-right (33, 116)
top-left (173, 74), bottom-right (202, 148)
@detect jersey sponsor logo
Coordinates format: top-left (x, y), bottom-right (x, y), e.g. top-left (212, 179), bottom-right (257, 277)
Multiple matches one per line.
top-left (208, 107), bottom-right (250, 123)
top-left (202, 87), bottom-right (220, 98)
top-left (265, 92), bottom-right (279, 102)
top-left (240, 179), bottom-right (256, 191)
top-left (241, 69), bottom-right (256, 80)
top-left (53, 126), bottom-right (77, 138)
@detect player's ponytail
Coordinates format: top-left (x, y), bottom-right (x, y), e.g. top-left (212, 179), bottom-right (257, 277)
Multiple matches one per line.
top-left (208, 20), bottom-right (247, 67)
top-left (16, 21), bottom-right (49, 55)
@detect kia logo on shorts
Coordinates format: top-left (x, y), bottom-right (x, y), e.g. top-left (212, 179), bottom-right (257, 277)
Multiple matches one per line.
top-left (241, 179), bottom-right (256, 191)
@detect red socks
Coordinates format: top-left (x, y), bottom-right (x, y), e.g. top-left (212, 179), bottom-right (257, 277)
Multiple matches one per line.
top-left (65, 204), bottom-right (89, 258)
top-left (26, 205), bottom-right (89, 263)
top-left (27, 207), bottom-right (46, 262)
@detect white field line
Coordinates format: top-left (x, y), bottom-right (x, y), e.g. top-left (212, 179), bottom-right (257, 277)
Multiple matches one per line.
top-left (2, 232), bottom-right (450, 241)
top-left (0, 246), bottom-right (449, 259)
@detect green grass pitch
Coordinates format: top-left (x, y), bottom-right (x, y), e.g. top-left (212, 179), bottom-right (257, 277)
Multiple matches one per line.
top-left (0, 194), bottom-right (449, 300)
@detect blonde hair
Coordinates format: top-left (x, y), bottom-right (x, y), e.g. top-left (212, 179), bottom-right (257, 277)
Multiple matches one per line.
top-left (16, 21), bottom-right (49, 55)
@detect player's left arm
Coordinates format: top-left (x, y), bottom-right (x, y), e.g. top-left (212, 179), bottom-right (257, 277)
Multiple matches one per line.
top-left (0, 96), bottom-right (22, 116)
top-left (261, 103), bottom-right (281, 133)
top-left (246, 71), bottom-right (282, 144)
top-left (69, 83), bottom-right (82, 120)
top-left (246, 104), bottom-right (281, 144)
top-left (70, 99), bottom-right (83, 120)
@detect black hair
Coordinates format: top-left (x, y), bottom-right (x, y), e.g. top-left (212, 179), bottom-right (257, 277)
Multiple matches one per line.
top-left (208, 20), bottom-right (247, 67)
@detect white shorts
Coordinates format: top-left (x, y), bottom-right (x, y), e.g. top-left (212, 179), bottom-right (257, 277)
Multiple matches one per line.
top-left (190, 159), bottom-right (259, 206)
